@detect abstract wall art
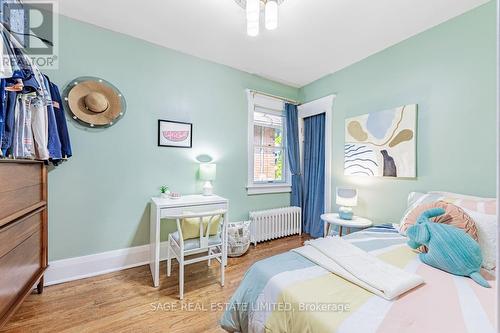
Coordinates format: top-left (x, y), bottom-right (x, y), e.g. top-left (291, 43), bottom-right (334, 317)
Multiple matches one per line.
top-left (344, 104), bottom-right (417, 178)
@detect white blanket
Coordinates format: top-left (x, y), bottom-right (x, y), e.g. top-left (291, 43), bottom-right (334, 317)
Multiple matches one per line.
top-left (292, 236), bottom-right (424, 300)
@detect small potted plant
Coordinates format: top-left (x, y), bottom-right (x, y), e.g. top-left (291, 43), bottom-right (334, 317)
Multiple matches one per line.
top-left (159, 185), bottom-right (170, 199)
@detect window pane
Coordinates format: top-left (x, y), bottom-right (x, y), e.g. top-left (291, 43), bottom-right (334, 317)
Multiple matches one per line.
top-left (253, 125), bottom-right (283, 148)
top-left (254, 111), bottom-right (283, 128)
top-left (273, 127), bottom-right (283, 148)
top-left (253, 148), bottom-right (285, 182)
top-left (254, 125), bottom-right (263, 146)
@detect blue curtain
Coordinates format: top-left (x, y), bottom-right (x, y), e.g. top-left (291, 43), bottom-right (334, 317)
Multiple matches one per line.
top-left (303, 114), bottom-right (325, 238)
top-left (284, 103), bottom-right (302, 208)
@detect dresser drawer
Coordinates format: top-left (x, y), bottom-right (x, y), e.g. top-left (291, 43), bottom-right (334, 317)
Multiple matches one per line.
top-left (0, 163), bottom-right (45, 227)
top-left (0, 209), bottom-right (44, 259)
top-left (0, 231), bottom-right (42, 319)
top-left (160, 203), bottom-right (228, 218)
top-left (0, 161), bottom-right (47, 328)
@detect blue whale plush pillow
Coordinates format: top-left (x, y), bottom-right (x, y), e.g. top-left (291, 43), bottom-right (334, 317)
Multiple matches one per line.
top-left (407, 208), bottom-right (490, 288)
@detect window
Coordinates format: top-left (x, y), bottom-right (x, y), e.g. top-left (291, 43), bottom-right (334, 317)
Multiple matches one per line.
top-left (247, 91), bottom-right (291, 195)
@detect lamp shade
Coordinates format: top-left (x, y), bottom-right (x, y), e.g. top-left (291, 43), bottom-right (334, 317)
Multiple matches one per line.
top-left (336, 188), bottom-right (358, 207)
top-left (200, 163), bottom-right (216, 181)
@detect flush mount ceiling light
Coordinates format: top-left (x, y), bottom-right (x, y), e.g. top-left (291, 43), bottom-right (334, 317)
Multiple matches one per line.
top-left (234, 0), bottom-right (285, 37)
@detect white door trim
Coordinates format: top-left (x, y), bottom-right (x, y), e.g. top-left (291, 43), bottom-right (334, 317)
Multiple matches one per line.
top-left (298, 95), bottom-right (336, 213)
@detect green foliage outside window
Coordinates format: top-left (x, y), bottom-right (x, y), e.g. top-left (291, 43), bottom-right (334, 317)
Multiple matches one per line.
top-left (275, 132), bottom-right (283, 180)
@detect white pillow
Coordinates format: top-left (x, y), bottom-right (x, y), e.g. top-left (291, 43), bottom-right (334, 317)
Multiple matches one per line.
top-left (407, 192), bottom-right (426, 208)
top-left (398, 192), bottom-right (445, 235)
top-left (465, 209), bottom-right (497, 270)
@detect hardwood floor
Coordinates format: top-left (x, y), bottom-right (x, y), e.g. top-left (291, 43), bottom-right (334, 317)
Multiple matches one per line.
top-left (1, 235), bottom-right (308, 333)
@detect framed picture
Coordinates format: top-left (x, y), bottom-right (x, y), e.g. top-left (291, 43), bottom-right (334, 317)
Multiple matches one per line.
top-left (344, 104), bottom-right (417, 178)
top-left (158, 119), bottom-right (193, 148)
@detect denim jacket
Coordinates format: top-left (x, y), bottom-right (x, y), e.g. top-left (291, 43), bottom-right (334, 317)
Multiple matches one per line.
top-left (1, 90), bottom-right (17, 156)
top-left (48, 79), bottom-right (72, 158)
top-left (42, 75), bottom-right (62, 160)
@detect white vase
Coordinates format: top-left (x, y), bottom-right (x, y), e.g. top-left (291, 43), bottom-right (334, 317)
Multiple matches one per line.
top-left (160, 193), bottom-right (169, 199)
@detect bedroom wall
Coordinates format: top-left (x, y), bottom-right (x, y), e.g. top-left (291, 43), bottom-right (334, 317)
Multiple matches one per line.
top-left (299, 1), bottom-right (497, 224)
top-left (44, 17), bottom-right (298, 261)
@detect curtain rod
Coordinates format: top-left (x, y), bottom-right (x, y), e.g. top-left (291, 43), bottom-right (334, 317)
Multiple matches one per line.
top-left (249, 89), bottom-right (301, 105)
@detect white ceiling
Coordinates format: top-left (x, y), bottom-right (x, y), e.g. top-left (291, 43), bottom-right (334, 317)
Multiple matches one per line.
top-left (55, 0), bottom-right (489, 87)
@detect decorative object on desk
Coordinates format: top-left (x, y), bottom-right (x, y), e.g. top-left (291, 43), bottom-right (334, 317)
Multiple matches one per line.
top-left (158, 120), bottom-right (193, 148)
top-left (227, 221), bottom-right (251, 257)
top-left (200, 163), bottom-right (216, 196)
top-left (344, 104), bottom-right (417, 178)
top-left (169, 192), bottom-right (182, 199)
top-left (159, 185), bottom-right (170, 199)
top-left (64, 76), bottom-right (126, 128)
top-left (336, 187), bottom-right (358, 220)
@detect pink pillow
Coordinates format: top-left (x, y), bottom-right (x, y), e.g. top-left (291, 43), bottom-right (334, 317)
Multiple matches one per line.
top-left (401, 201), bottom-right (478, 252)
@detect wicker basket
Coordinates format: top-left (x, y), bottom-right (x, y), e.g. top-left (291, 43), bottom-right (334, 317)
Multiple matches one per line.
top-left (227, 221), bottom-right (251, 257)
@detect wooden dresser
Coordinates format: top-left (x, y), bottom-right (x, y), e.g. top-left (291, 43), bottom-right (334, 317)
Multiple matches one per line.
top-left (0, 160), bottom-right (48, 328)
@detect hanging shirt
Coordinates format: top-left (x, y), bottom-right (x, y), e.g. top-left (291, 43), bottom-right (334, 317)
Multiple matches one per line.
top-left (48, 80), bottom-right (72, 158)
top-left (30, 96), bottom-right (49, 160)
top-left (12, 94), bottom-right (35, 159)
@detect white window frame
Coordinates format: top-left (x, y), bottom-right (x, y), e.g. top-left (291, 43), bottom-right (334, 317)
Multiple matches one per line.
top-left (247, 90), bottom-right (291, 195)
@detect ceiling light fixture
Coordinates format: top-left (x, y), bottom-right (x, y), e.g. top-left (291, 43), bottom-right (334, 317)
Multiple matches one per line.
top-left (246, 0), bottom-right (260, 37)
top-left (235, 0), bottom-right (284, 37)
top-left (265, 0), bottom-right (278, 30)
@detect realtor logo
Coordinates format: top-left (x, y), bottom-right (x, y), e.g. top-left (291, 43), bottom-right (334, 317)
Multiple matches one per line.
top-left (1, 0), bottom-right (58, 68)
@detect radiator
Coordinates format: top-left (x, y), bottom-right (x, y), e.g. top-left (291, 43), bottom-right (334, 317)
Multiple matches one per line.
top-left (250, 207), bottom-right (302, 246)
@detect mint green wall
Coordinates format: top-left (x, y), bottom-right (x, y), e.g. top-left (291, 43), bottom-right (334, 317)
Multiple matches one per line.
top-left (45, 17), bottom-right (298, 261)
top-left (45, 2), bottom-right (496, 260)
top-left (300, 2), bottom-right (497, 224)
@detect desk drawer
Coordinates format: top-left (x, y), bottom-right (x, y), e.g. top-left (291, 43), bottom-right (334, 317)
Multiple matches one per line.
top-left (160, 203), bottom-right (228, 218)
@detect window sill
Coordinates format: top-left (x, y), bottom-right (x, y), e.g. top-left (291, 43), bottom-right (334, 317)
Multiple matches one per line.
top-left (247, 185), bottom-right (292, 195)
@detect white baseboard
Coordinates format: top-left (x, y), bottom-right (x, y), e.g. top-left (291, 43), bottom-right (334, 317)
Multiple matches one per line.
top-left (45, 241), bottom-right (169, 286)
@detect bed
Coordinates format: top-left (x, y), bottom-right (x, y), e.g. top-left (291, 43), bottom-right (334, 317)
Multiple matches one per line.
top-left (220, 225), bottom-right (496, 333)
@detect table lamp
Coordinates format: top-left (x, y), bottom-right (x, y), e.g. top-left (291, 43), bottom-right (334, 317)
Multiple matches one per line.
top-left (336, 187), bottom-right (358, 220)
top-left (200, 163), bottom-right (216, 196)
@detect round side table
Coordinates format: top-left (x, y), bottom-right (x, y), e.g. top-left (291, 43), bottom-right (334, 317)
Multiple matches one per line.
top-left (320, 213), bottom-right (373, 237)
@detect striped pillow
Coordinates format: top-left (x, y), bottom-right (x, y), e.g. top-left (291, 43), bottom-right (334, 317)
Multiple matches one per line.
top-left (429, 191), bottom-right (496, 216)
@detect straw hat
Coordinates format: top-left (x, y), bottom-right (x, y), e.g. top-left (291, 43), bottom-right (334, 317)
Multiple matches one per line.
top-left (66, 78), bottom-right (125, 127)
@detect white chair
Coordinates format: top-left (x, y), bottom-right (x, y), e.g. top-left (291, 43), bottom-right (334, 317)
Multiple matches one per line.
top-left (166, 210), bottom-right (227, 299)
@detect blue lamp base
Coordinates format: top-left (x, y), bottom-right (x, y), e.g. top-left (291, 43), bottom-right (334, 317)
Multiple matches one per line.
top-left (339, 207), bottom-right (353, 220)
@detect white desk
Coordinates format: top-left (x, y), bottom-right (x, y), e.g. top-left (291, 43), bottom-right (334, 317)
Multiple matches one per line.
top-left (150, 194), bottom-right (229, 287)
